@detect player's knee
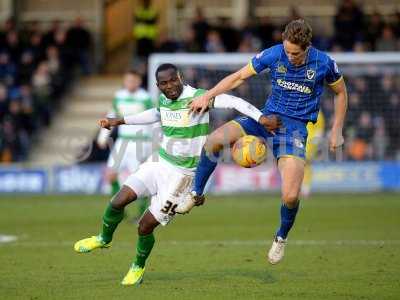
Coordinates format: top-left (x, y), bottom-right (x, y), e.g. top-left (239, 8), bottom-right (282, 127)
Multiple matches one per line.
top-left (106, 171), bottom-right (118, 182)
top-left (204, 137), bottom-right (223, 154)
top-left (282, 192), bottom-right (299, 208)
top-left (138, 219), bottom-right (154, 235)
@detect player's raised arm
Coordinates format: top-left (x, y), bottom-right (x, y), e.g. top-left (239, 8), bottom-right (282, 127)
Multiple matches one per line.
top-left (328, 78), bottom-right (347, 152)
top-left (212, 94), bottom-right (282, 133)
top-left (189, 64), bottom-right (256, 114)
top-left (98, 107), bottom-right (161, 130)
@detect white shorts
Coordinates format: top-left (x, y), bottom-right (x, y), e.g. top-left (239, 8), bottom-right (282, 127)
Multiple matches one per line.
top-left (123, 160), bottom-right (194, 226)
top-left (107, 138), bottom-right (153, 176)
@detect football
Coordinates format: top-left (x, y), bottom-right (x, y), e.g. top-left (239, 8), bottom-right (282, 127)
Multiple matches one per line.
top-left (231, 135), bottom-right (267, 168)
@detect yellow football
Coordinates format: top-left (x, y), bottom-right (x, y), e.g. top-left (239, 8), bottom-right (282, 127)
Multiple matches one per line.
top-left (231, 135), bottom-right (267, 168)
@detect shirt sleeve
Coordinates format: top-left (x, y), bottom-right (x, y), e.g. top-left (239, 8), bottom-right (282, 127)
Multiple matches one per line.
top-left (214, 94), bottom-right (263, 122)
top-left (250, 46), bottom-right (278, 74)
top-left (325, 56), bottom-right (343, 86)
top-left (124, 108), bottom-right (161, 125)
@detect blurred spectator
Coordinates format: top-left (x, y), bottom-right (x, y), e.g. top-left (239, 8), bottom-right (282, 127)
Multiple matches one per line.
top-left (42, 20), bottom-right (61, 49)
top-left (216, 18), bottom-right (239, 52)
top-left (28, 31), bottom-right (45, 63)
top-left (32, 62), bottom-right (52, 126)
top-left (205, 30), bottom-right (225, 53)
top-left (0, 52), bottom-right (16, 86)
top-left (333, 0), bottom-right (365, 51)
top-left (0, 83), bottom-right (8, 121)
top-left (5, 30), bottom-right (22, 63)
top-left (133, 0), bottom-right (159, 58)
top-left (66, 17), bottom-right (92, 74)
top-left (180, 28), bottom-right (202, 52)
top-left (155, 32), bottom-right (180, 53)
top-left (18, 51), bottom-right (36, 85)
top-left (376, 25), bottom-right (398, 51)
top-left (0, 18), bottom-right (16, 49)
top-left (364, 11), bottom-right (385, 50)
top-left (254, 17), bottom-right (276, 49)
top-left (191, 7), bottom-right (210, 51)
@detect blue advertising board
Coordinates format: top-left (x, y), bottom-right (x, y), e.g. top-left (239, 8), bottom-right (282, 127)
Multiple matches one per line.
top-left (0, 169), bottom-right (47, 193)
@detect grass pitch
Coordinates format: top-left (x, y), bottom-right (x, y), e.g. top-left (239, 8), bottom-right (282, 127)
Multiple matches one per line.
top-left (0, 193), bottom-right (399, 299)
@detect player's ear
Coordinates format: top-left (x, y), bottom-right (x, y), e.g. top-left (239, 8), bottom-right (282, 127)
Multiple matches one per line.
top-left (177, 71), bottom-right (184, 83)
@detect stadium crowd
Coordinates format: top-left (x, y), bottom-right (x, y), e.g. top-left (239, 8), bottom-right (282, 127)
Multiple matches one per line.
top-left (0, 17), bottom-right (92, 162)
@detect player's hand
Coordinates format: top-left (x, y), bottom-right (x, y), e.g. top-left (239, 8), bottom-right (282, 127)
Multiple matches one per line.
top-left (193, 194), bottom-right (205, 206)
top-left (258, 115), bottom-right (282, 135)
top-left (98, 118), bottom-right (123, 129)
top-left (189, 94), bottom-right (211, 115)
top-left (329, 128), bottom-right (344, 152)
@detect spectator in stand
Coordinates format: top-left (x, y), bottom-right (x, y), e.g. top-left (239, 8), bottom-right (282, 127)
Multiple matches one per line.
top-left (372, 116), bottom-right (388, 160)
top-left (385, 93), bottom-right (400, 159)
top-left (191, 7), bottom-right (209, 51)
top-left (180, 27), bottom-right (202, 53)
top-left (133, 0), bottom-right (158, 58)
top-left (0, 84), bottom-right (8, 121)
top-left (18, 51), bottom-right (36, 85)
top-left (376, 25), bottom-right (399, 51)
top-left (5, 30), bottom-right (22, 63)
top-left (205, 30), bottom-right (225, 53)
top-left (333, 0), bottom-right (365, 51)
top-left (0, 18), bottom-right (16, 49)
top-left (42, 19), bottom-right (61, 49)
top-left (28, 31), bottom-right (45, 63)
top-left (32, 62), bottom-right (52, 126)
top-left (66, 17), bottom-right (92, 74)
top-left (364, 11), bottom-right (385, 51)
top-left (216, 17), bottom-right (239, 52)
top-left (154, 31), bottom-right (180, 53)
top-left (255, 17), bottom-right (276, 49)
top-left (0, 52), bottom-right (16, 87)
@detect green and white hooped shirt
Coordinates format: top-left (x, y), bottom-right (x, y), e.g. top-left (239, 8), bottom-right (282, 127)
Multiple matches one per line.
top-left (157, 85), bottom-right (208, 171)
top-left (111, 88), bottom-right (154, 140)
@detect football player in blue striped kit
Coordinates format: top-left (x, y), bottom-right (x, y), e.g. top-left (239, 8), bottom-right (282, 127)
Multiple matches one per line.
top-left (186, 19), bottom-right (348, 264)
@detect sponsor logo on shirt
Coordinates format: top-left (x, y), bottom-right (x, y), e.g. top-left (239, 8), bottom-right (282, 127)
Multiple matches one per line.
top-left (306, 69), bottom-right (316, 80)
top-left (277, 64), bottom-right (287, 74)
top-left (276, 79), bottom-right (312, 94)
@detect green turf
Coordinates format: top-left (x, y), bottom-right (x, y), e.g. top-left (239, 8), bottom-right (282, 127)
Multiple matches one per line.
top-left (0, 193), bottom-right (399, 300)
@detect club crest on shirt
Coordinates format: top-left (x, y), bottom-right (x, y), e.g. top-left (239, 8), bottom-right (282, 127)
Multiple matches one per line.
top-left (306, 69), bottom-right (315, 80)
top-left (277, 64), bottom-right (287, 74)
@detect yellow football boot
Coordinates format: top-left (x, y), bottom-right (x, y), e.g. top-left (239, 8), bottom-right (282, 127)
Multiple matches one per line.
top-left (74, 235), bottom-right (111, 253)
top-left (121, 264), bottom-right (145, 286)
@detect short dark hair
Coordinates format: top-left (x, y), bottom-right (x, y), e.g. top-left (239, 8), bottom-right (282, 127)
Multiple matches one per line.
top-left (282, 19), bottom-right (312, 50)
top-left (155, 63), bottom-right (178, 80)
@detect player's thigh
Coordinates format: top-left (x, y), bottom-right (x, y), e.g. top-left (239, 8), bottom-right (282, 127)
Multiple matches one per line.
top-left (123, 162), bottom-right (158, 199)
top-left (278, 156), bottom-right (305, 205)
top-left (204, 121), bottom-right (246, 153)
top-left (110, 185), bottom-right (138, 209)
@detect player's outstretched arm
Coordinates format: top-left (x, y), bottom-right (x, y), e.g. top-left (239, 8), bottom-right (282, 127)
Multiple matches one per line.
top-left (98, 108), bottom-right (161, 130)
top-left (328, 78), bottom-right (348, 152)
top-left (189, 64), bottom-right (255, 114)
top-left (213, 94), bottom-right (282, 133)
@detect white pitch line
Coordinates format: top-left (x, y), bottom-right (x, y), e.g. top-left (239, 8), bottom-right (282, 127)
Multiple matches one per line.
top-left (0, 235), bottom-right (18, 243)
top-left (1, 239), bottom-right (400, 247)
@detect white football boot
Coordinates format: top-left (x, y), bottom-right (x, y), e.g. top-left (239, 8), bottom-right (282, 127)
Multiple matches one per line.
top-left (175, 191), bottom-right (205, 214)
top-left (267, 236), bottom-right (286, 265)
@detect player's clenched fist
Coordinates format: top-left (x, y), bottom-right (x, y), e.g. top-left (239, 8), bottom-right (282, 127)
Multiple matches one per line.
top-left (98, 118), bottom-right (124, 129)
